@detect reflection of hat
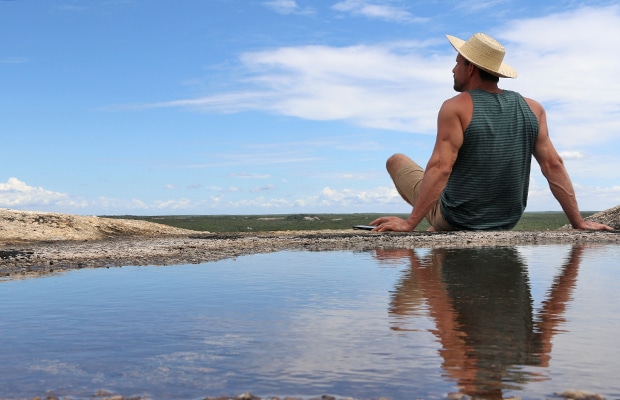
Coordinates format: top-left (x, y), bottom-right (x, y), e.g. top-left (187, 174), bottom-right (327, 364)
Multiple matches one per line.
top-left (446, 33), bottom-right (517, 78)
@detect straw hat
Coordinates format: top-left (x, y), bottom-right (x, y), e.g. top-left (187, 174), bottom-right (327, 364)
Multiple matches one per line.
top-left (446, 33), bottom-right (517, 78)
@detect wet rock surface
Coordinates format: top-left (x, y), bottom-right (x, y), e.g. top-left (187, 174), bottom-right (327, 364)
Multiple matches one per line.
top-left (1, 207), bottom-right (620, 279)
top-left (0, 229), bottom-right (619, 279)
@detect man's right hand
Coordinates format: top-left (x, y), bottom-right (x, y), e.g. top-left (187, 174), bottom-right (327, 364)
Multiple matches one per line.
top-left (369, 216), bottom-right (415, 232)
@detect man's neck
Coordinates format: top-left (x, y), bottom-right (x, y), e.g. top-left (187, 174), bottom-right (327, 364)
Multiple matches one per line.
top-left (467, 79), bottom-right (501, 93)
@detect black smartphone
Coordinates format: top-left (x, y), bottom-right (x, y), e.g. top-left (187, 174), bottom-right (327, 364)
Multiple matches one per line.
top-left (353, 225), bottom-right (376, 230)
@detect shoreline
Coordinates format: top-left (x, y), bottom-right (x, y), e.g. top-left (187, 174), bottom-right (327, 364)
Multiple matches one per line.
top-left (2, 229), bottom-right (619, 279)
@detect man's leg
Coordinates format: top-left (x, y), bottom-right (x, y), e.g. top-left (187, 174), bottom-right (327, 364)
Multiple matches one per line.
top-left (387, 153), bottom-right (455, 231)
top-left (387, 153), bottom-right (424, 206)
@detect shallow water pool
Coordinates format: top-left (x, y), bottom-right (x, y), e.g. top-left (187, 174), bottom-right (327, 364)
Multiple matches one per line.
top-left (1, 244), bottom-right (619, 399)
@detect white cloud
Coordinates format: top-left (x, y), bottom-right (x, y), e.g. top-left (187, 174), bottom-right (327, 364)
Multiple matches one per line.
top-left (332, 0), bottom-right (425, 23)
top-left (208, 185), bottom-right (277, 194)
top-left (558, 151), bottom-right (584, 159)
top-left (193, 185), bottom-right (403, 213)
top-left (228, 172), bottom-right (272, 179)
top-left (154, 198), bottom-right (192, 210)
top-left (316, 185), bottom-right (401, 207)
top-left (0, 178), bottom-right (86, 209)
top-left (452, 0), bottom-right (509, 13)
top-left (561, 154), bottom-right (620, 181)
top-left (221, 187), bottom-right (389, 212)
top-left (55, 5), bottom-right (619, 216)
top-left (210, 179), bottom-right (620, 214)
top-left (501, 5), bottom-right (620, 147)
top-left (136, 5), bottom-right (620, 152)
top-left (263, 0), bottom-right (313, 15)
top-left (3, 175), bottom-right (615, 215)
top-left (264, 0), bottom-right (296, 13)
top-left (336, 172), bottom-right (378, 180)
top-left (526, 171), bottom-right (620, 212)
top-left (144, 41), bottom-right (450, 134)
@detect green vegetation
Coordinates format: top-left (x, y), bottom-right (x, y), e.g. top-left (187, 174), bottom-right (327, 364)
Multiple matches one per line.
top-left (512, 212), bottom-right (594, 231)
top-left (105, 211), bottom-right (596, 233)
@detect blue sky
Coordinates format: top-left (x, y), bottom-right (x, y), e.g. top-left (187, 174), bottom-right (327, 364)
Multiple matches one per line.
top-left (1, 0), bottom-right (619, 216)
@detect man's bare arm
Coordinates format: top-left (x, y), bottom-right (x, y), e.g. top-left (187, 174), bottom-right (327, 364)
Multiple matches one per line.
top-left (529, 99), bottom-right (612, 231)
top-left (371, 96), bottom-right (464, 232)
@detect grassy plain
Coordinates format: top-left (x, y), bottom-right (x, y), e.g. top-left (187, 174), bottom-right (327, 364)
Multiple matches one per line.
top-left (108, 211), bottom-right (596, 233)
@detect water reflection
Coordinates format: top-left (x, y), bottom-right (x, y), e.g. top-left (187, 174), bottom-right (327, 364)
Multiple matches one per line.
top-left (378, 246), bottom-right (584, 399)
top-left (3, 245), bottom-right (616, 399)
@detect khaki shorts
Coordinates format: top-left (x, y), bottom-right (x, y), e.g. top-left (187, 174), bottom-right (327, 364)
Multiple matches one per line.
top-left (393, 160), bottom-right (455, 231)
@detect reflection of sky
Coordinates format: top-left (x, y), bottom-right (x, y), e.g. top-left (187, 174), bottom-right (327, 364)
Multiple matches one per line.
top-left (1, 246), bottom-right (619, 399)
top-left (524, 245), bottom-right (620, 397)
top-left (518, 245), bottom-right (576, 315)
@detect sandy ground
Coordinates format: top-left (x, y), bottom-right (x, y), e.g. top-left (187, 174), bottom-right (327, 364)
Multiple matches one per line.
top-left (1, 206), bottom-right (619, 279)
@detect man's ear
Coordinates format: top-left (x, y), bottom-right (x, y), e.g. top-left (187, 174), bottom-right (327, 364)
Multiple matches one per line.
top-left (467, 63), bottom-right (477, 78)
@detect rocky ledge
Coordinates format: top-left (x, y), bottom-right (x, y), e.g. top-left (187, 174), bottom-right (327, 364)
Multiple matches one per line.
top-left (1, 206), bottom-right (619, 279)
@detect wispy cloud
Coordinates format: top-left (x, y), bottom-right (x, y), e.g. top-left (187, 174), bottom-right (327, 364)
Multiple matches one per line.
top-left (452, 0), bottom-right (511, 13)
top-left (307, 171), bottom-right (379, 180)
top-left (336, 172), bottom-right (377, 180)
top-left (208, 184), bottom-right (276, 193)
top-left (263, 0), bottom-right (314, 15)
top-left (559, 151), bottom-right (584, 159)
top-left (0, 57), bottom-right (28, 64)
top-left (332, 0), bottom-right (425, 23)
top-left (228, 172), bottom-right (272, 179)
top-left (135, 5), bottom-right (620, 148)
top-left (140, 42), bottom-right (449, 134)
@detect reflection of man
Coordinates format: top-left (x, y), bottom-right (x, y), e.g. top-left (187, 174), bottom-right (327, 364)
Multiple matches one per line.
top-left (377, 246), bottom-right (584, 399)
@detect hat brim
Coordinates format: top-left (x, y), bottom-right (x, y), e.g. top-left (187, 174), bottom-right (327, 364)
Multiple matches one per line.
top-left (446, 34), bottom-right (517, 79)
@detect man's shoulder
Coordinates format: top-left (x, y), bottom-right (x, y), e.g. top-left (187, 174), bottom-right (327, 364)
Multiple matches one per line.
top-left (441, 92), bottom-right (472, 112)
top-left (446, 91), bottom-right (472, 103)
top-left (520, 95), bottom-right (545, 117)
top-left (438, 93), bottom-right (474, 132)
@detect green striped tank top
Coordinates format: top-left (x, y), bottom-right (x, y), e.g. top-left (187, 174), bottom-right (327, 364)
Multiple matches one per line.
top-left (440, 89), bottom-right (539, 230)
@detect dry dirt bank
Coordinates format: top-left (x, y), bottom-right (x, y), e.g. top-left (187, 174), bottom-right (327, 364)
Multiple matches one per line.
top-left (1, 207), bottom-right (619, 279)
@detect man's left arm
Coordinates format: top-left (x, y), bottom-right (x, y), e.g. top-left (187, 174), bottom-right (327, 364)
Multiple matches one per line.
top-left (530, 100), bottom-right (613, 231)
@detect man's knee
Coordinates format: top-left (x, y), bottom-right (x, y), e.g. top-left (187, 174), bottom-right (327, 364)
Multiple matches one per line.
top-left (386, 153), bottom-right (413, 177)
